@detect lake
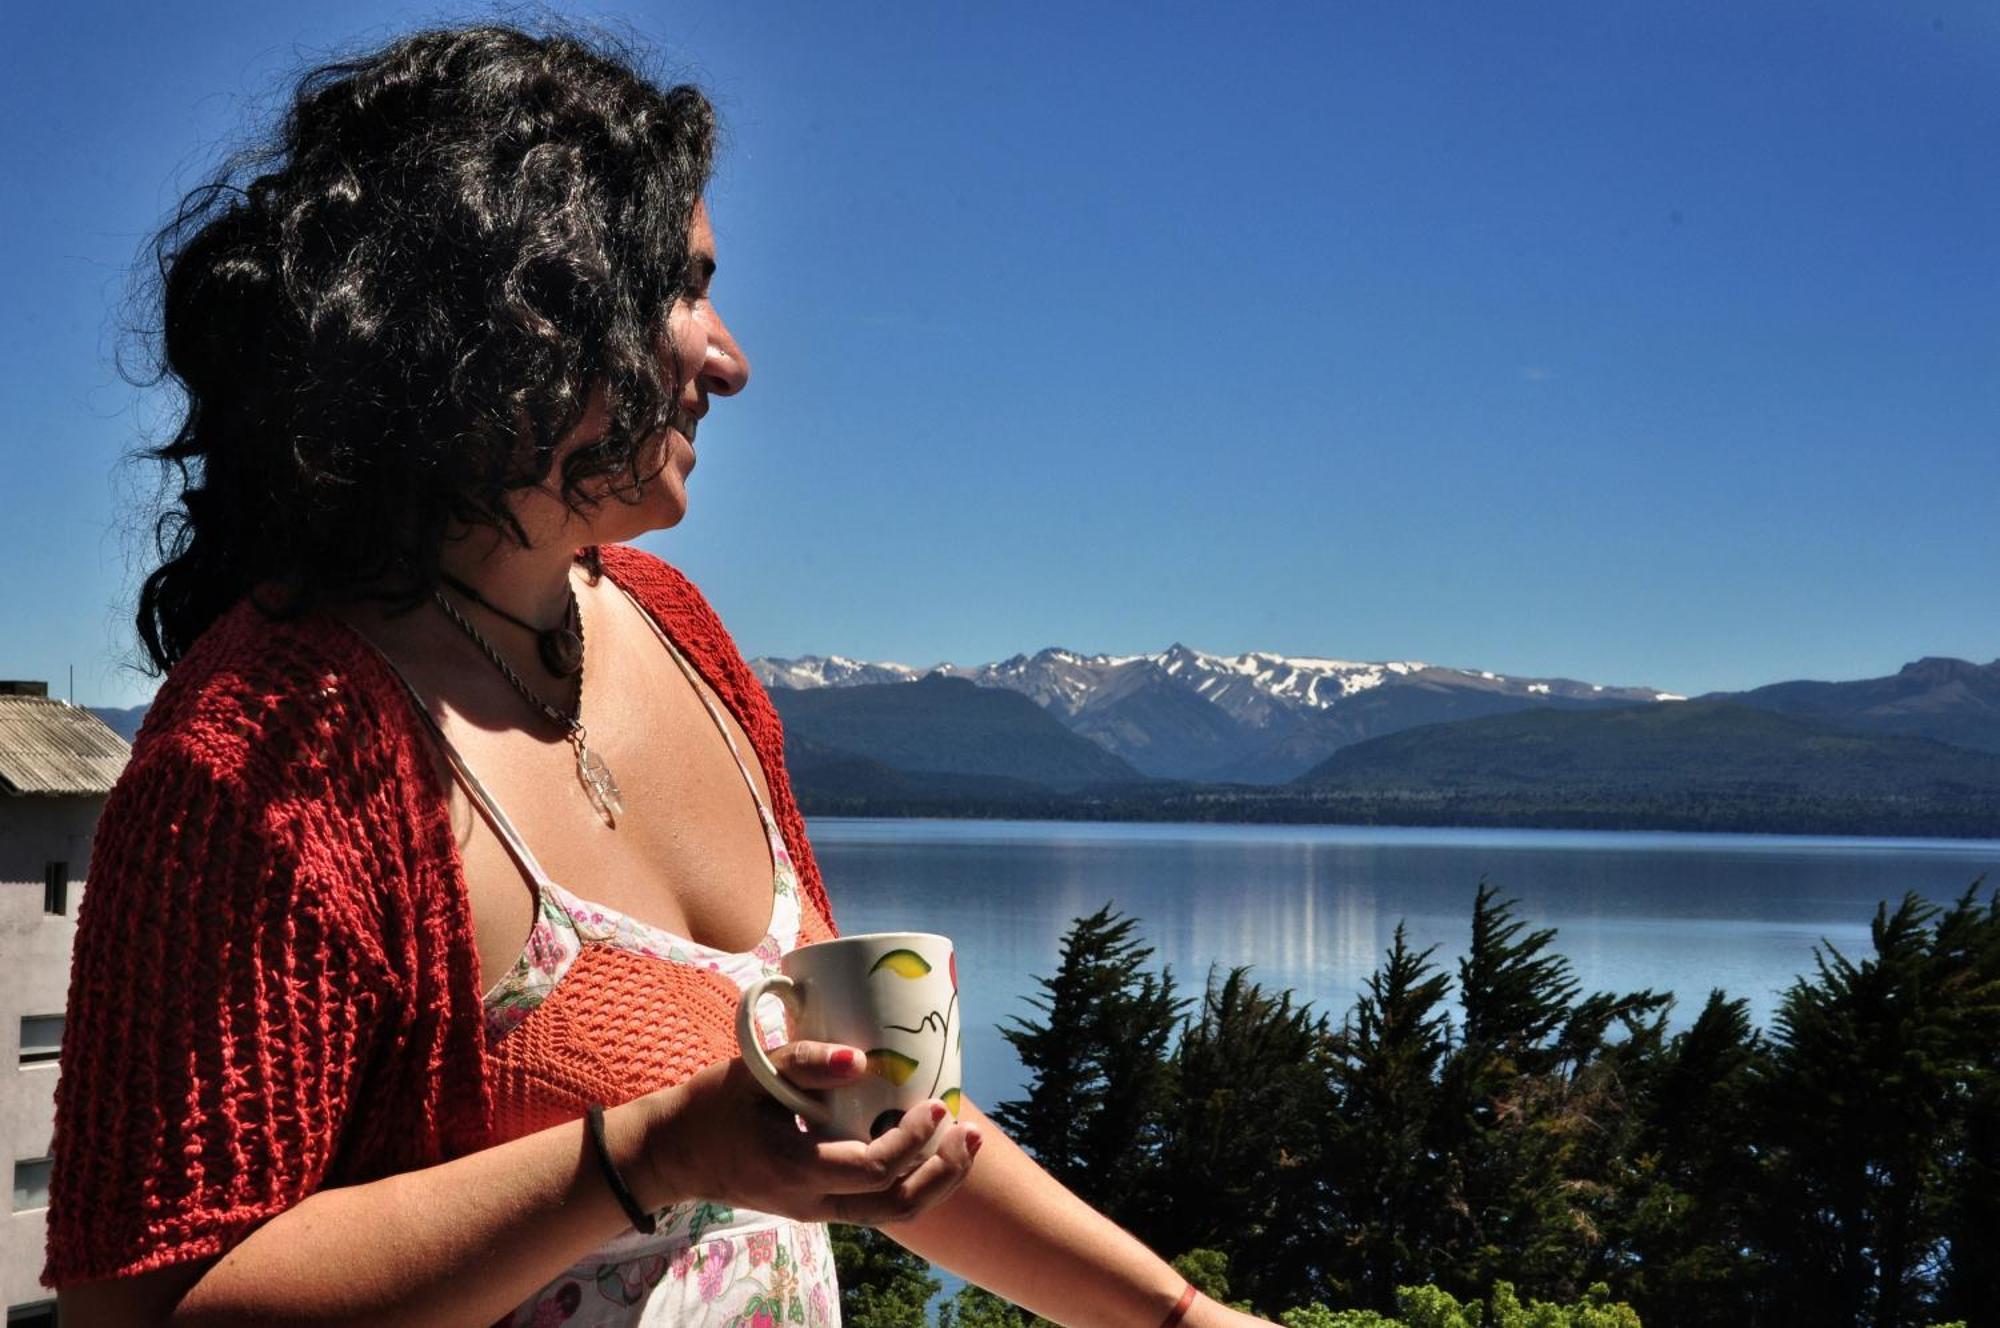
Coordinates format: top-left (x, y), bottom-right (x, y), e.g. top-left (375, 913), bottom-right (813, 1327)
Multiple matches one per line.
top-left (811, 818), bottom-right (2000, 1112)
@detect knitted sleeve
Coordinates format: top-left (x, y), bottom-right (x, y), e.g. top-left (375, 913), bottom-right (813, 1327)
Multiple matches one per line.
top-left (598, 544), bottom-right (839, 938)
top-left (42, 723), bottom-right (401, 1286)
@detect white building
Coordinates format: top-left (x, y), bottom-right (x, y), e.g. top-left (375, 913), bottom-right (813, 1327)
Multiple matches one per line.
top-left (0, 683), bottom-right (129, 1326)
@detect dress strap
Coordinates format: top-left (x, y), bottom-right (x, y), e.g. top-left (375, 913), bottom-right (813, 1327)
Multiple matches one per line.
top-left (610, 581), bottom-right (775, 823)
top-left (377, 654), bottom-right (565, 897)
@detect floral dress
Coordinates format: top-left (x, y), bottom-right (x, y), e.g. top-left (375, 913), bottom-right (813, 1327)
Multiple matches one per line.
top-left (486, 828), bottom-right (841, 1328)
top-left (392, 592), bottom-right (843, 1328)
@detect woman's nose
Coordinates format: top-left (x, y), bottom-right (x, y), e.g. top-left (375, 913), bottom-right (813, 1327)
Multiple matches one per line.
top-left (701, 308), bottom-right (750, 397)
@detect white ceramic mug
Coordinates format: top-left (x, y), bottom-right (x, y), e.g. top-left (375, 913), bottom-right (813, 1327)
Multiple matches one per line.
top-left (736, 932), bottom-right (963, 1144)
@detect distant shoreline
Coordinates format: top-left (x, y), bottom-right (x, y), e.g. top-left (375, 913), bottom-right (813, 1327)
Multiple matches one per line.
top-left (803, 815), bottom-right (2000, 854)
top-left (794, 791), bottom-right (2000, 841)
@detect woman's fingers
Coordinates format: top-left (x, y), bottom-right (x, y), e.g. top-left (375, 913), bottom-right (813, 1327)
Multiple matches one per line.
top-left (822, 1121), bottom-right (980, 1225)
top-left (865, 1097), bottom-right (950, 1164)
top-left (812, 1098), bottom-right (951, 1190)
top-left (808, 1096), bottom-right (964, 1192)
top-left (654, 1060), bottom-right (978, 1226)
top-left (769, 1041), bottom-right (871, 1090)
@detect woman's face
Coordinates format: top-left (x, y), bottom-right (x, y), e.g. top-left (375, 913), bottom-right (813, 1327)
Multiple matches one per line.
top-left (539, 200), bottom-right (751, 544)
top-left (641, 200), bottom-right (751, 530)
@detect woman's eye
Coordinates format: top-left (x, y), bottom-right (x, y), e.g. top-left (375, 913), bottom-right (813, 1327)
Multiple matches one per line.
top-left (680, 257), bottom-right (717, 305)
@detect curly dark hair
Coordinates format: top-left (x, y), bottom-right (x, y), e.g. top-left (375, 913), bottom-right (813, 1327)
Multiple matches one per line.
top-left (133, 23), bottom-right (717, 672)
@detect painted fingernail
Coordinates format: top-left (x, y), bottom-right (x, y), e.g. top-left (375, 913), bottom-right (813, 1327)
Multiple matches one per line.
top-left (829, 1048), bottom-right (858, 1072)
top-left (966, 1130), bottom-right (984, 1156)
top-left (930, 1102), bottom-right (949, 1124)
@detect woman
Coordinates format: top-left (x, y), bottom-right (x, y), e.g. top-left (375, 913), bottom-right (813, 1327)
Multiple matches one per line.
top-left (48, 25), bottom-right (1269, 1328)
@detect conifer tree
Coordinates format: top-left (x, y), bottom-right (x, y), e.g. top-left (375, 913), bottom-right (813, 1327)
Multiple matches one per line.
top-left (1326, 924), bottom-right (1455, 1312)
top-left (1555, 984), bottom-right (1672, 1299)
top-left (1435, 884), bottom-right (1662, 1303)
top-left (1928, 883), bottom-right (2000, 1325)
top-left (1433, 884), bottom-right (1587, 1298)
top-left (1754, 890), bottom-right (2000, 1327)
top-left (1156, 968), bottom-right (1334, 1310)
top-left (1940, 1075), bottom-right (2000, 1325)
top-left (1616, 990), bottom-right (1764, 1325)
top-left (994, 905), bottom-right (1186, 1232)
top-left (1457, 882), bottom-right (1580, 1073)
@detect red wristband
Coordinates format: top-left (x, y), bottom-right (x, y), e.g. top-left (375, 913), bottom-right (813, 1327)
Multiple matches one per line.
top-left (1160, 1282), bottom-right (1198, 1328)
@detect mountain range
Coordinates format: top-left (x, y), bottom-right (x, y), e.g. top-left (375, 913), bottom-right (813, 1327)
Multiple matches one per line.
top-left (755, 645), bottom-right (1683, 783)
top-left (758, 651), bottom-right (2000, 836)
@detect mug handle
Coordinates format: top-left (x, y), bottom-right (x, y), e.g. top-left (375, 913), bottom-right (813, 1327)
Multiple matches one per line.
top-left (736, 974), bottom-right (834, 1127)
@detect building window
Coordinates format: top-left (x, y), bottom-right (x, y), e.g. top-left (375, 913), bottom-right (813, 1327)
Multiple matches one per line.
top-left (6, 1301), bottom-right (58, 1327)
top-left (12, 1157), bottom-right (51, 1212)
top-left (19, 1016), bottom-right (62, 1067)
top-left (43, 860), bottom-right (68, 915)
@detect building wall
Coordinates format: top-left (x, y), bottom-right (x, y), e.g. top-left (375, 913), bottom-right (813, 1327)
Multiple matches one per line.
top-left (0, 795), bottom-right (102, 1312)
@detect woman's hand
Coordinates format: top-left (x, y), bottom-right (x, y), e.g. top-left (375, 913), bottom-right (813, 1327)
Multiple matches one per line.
top-left (641, 1040), bottom-right (981, 1225)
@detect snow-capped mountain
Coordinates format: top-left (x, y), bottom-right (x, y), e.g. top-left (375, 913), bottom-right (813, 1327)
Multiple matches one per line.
top-left (753, 646), bottom-right (1680, 784)
top-left (751, 655), bottom-right (924, 690)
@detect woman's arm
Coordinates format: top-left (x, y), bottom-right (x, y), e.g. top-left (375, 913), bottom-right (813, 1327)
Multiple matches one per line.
top-left (882, 1103), bottom-right (1269, 1328)
top-left (62, 1093), bottom-right (666, 1328)
top-left (61, 1050), bottom-right (976, 1328)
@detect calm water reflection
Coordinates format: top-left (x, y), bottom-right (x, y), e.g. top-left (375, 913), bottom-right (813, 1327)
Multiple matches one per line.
top-left (811, 819), bottom-right (1999, 1110)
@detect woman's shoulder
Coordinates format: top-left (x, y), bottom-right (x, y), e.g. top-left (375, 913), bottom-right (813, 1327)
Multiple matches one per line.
top-left (127, 595), bottom-right (424, 801)
top-left (595, 541), bottom-right (778, 742)
top-left (597, 543), bottom-right (745, 672)
top-left (596, 542), bottom-right (711, 616)
top-left (97, 594), bottom-right (457, 973)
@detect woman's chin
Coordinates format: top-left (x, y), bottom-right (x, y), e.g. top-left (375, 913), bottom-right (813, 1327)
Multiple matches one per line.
top-left (615, 479), bottom-right (691, 540)
top-left (647, 473), bottom-right (692, 531)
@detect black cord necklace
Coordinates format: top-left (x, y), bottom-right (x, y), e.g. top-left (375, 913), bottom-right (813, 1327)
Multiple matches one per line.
top-left (438, 572), bottom-right (584, 679)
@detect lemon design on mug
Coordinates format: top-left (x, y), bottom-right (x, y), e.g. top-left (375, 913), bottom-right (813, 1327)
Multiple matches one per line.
top-left (866, 1049), bottom-right (920, 1085)
top-left (869, 949), bottom-right (933, 979)
top-left (865, 944), bottom-right (959, 1112)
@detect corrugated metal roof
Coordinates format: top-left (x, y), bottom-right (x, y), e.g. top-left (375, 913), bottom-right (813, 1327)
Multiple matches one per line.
top-left (0, 695), bottom-right (131, 795)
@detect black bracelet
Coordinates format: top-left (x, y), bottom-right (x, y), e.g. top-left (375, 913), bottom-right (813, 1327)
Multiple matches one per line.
top-left (585, 1103), bottom-right (658, 1234)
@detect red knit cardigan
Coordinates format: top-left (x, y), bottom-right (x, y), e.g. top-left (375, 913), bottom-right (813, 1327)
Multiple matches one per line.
top-left (44, 545), bottom-right (832, 1287)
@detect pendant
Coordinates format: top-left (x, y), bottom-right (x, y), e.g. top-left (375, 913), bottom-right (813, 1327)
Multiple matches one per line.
top-left (539, 628), bottom-right (584, 679)
top-left (576, 740), bottom-right (624, 824)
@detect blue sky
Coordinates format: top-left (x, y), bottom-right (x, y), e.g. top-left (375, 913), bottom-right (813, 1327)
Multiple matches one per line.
top-left (4, 2), bottom-right (1996, 709)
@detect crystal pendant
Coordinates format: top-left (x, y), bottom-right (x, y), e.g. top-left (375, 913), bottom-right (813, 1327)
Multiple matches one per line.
top-left (576, 741), bottom-right (624, 823)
